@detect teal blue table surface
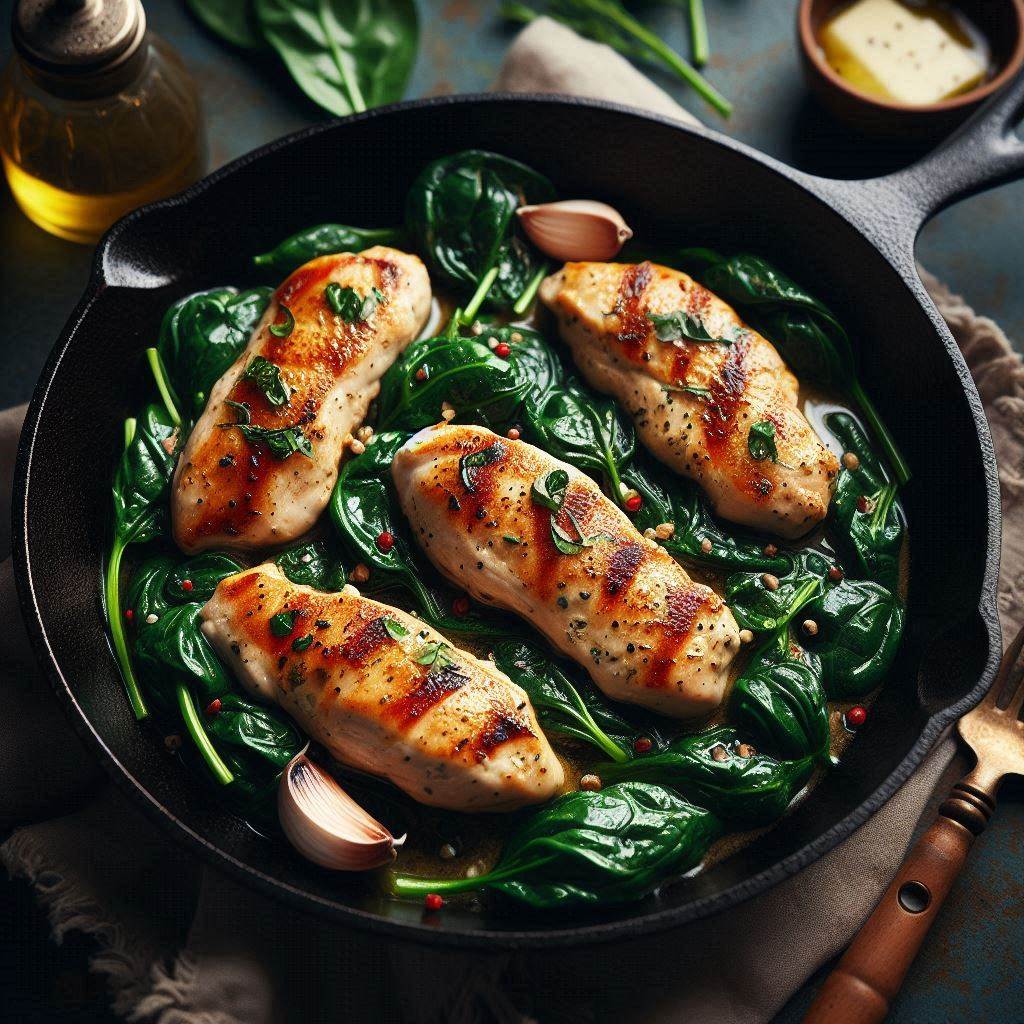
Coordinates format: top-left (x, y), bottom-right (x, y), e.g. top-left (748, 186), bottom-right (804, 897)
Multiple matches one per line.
top-left (0, 2), bottom-right (1021, 1021)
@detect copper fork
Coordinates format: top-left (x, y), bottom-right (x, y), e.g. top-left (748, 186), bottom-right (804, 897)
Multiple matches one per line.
top-left (804, 623), bottom-right (1024, 1024)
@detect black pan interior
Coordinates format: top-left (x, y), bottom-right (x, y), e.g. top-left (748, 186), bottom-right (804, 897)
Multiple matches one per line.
top-left (14, 97), bottom-right (1000, 947)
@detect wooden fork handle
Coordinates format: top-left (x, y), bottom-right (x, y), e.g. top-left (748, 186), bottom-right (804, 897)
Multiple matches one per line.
top-left (802, 777), bottom-right (996, 1024)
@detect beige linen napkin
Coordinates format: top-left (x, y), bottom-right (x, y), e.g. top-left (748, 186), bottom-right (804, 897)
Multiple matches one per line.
top-left (4, 19), bottom-right (1024, 1024)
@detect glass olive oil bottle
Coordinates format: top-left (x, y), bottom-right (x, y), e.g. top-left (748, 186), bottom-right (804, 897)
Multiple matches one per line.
top-left (1, 0), bottom-right (206, 244)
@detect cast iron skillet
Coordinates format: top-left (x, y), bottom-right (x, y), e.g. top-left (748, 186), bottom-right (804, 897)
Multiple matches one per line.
top-left (14, 79), bottom-right (1024, 947)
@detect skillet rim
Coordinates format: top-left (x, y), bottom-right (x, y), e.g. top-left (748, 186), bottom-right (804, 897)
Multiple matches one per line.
top-left (12, 93), bottom-right (1003, 949)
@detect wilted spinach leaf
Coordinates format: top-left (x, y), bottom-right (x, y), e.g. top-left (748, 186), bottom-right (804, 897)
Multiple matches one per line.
top-left (276, 538), bottom-right (347, 591)
top-left (492, 639), bottom-right (630, 762)
top-left (254, 223), bottom-right (404, 274)
top-left (826, 411), bottom-right (904, 594)
top-left (204, 693), bottom-right (304, 768)
top-left (802, 578), bottom-right (904, 699)
top-left (623, 458), bottom-right (784, 573)
top-left (601, 725), bottom-right (814, 825)
top-left (405, 150), bottom-right (555, 309)
top-left (392, 782), bottom-right (721, 907)
top-left (732, 639), bottom-right (830, 761)
top-left (158, 287), bottom-right (272, 418)
top-left (134, 603), bottom-right (233, 705)
top-left (524, 380), bottom-right (635, 501)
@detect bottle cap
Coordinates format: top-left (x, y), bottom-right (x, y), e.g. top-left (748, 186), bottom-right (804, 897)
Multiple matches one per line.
top-left (13, 0), bottom-right (147, 78)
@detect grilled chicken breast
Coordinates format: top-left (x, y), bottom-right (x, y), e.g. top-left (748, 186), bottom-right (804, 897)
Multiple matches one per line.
top-left (540, 262), bottom-right (838, 539)
top-left (201, 564), bottom-right (563, 812)
top-left (173, 248), bottom-right (431, 554)
top-left (392, 424), bottom-right (740, 719)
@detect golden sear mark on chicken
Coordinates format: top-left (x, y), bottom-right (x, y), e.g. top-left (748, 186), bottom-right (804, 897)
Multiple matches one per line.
top-left (173, 247), bottom-right (430, 553)
top-left (540, 262), bottom-right (839, 539)
top-left (200, 565), bottom-right (563, 812)
top-left (392, 424), bottom-right (740, 719)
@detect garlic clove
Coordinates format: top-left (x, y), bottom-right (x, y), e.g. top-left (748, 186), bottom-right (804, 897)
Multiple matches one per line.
top-left (516, 200), bottom-right (633, 262)
top-left (278, 753), bottom-right (404, 871)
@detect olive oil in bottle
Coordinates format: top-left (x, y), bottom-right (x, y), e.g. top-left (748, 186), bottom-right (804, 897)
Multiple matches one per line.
top-left (1, 0), bottom-right (206, 244)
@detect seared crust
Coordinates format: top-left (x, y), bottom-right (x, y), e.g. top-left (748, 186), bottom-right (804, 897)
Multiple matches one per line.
top-left (540, 262), bottom-right (838, 539)
top-left (391, 424), bottom-right (740, 719)
top-left (201, 564), bottom-right (563, 812)
top-left (173, 247), bottom-right (430, 553)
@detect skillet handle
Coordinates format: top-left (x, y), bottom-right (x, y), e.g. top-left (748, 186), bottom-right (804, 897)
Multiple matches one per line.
top-left (888, 66), bottom-right (1024, 226)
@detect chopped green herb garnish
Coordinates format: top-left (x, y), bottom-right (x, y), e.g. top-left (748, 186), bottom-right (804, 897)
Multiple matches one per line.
top-left (383, 617), bottom-right (410, 640)
top-left (459, 442), bottom-right (505, 492)
top-left (270, 610), bottom-right (297, 637)
top-left (242, 355), bottom-right (291, 407)
top-left (292, 633), bottom-right (314, 652)
top-left (648, 309), bottom-right (725, 345)
top-left (325, 284), bottom-right (387, 323)
top-left (503, 534), bottom-right (522, 545)
top-left (269, 305), bottom-right (294, 338)
top-left (748, 420), bottom-right (778, 463)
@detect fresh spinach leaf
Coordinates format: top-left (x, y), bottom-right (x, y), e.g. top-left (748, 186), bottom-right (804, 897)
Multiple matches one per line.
top-left (405, 150), bottom-right (555, 310)
top-left (392, 782), bottom-right (721, 907)
top-left (158, 287), bottom-right (272, 417)
top-left (254, 223), bottom-right (404, 274)
top-left (498, 1), bottom-right (731, 117)
top-left (802, 578), bottom-right (904, 699)
top-left (826, 411), bottom-right (904, 594)
top-left (242, 355), bottom-right (291, 407)
top-left (531, 469), bottom-right (569, 513)
top-left (255, 0), bottom-right (418, 117)
top-left (186, 0), bottom-right (265, 49)
top-left (600, 725), bottom-right (814, 825)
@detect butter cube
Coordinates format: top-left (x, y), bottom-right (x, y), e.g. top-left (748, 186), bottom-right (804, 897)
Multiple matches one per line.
top-left (821, 0), bottom-right (986, 105)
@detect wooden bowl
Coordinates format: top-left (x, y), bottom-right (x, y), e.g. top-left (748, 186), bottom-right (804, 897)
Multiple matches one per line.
top-left (798, 0), bottom-right (1024, 139)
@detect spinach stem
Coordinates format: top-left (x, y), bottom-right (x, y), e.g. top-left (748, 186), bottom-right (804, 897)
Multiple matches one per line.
top-left (410, 578), bottom-right (446, 624)
top-left (590, 0), bottom-right (732, 116)
top-left (849, 380), bottom-right (910, 487)
top-left (461, 267), bottom-right (500, 323)
top-left (568, 684), bottom-right (629, 762)
top-left (512, 264), bottom-right (548, 316)
top-left (146, 347), bottom-right (182, 428)
top-left (391, 855), bottom-right (555, 897)
top-left (688, 0), bottom-right (709, 66)
top-left (104, 536), bottom-right (149, 720)
top-left (177, 682), bottom-right (234, 786)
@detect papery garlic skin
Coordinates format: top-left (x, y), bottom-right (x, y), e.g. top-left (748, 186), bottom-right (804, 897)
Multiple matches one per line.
top-left (279, 754), bottom-right (402, 871)
top-left (517, 200), bottom-right (633, 261)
